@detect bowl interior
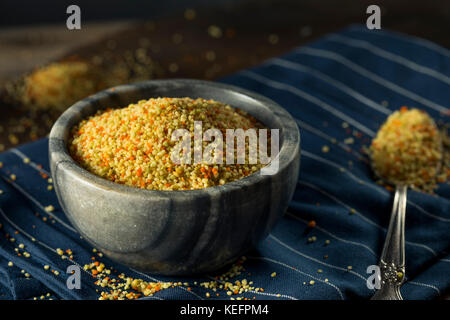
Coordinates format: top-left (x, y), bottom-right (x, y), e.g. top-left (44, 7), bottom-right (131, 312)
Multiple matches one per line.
top-left (50, 79), bottom-right (299, 195)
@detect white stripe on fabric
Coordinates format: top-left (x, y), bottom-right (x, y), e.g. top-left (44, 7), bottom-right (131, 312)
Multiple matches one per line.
top-left (348, 25), bottom-right (450, 60)
top-left (403, 242), bottom-right (437, 256)
top-left (0, 173), bottom-right (78, 233)
top-left (301, 150), bottom-right (450, 223)
top-left (407, 281), bottom-right (441, 296)
top-left (246, 290), bottom-right (297, 300)
top-left (298, 180), bottom-right (384, 230)
top-left (271, 232), bottom-right (443, 298)
top-left (295, 47), bottom-right (449, 113)
top-left (295, 118), bottom-right (368, 162)
top-left (326, 34), bottom-right (450, 86)
top-left (0, 206), bottom-right (92, 278)
top-left (407, 201), bottom-right (450, 223)
top-left (0, 207), bottom-right (62, 264)
top-left (138, 296), bottom-right (164, 300)
top-left (240, 70), bottom-right (376, 136)
top-left (247, 256), bottom-right (344, 299)
top-left (297, 179), bottom-right (438, 256)
top-left (10, 148), bottom-right (51, 176)
top-left (285, 212), bottom-right (377, 256)
top-left (268, 234), bottom-right (369, 283)
top-left (270, 58), bottom-right (392, 115)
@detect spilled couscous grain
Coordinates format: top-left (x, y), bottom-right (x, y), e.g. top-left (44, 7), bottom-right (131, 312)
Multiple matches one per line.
top-left (370, 107), bottom-right (447, 193)
top-left (69, 97), bottom-right (268, 190)
top-left (81, 254), bottom-right (265, 300)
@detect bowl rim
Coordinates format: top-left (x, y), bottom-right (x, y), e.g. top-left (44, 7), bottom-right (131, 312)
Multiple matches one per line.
top-left (49, 79), bottom-right (300, 196)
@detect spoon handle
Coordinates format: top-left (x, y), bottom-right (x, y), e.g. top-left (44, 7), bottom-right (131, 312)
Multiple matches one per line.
top-left (371, 185), bottom-right (407, 300)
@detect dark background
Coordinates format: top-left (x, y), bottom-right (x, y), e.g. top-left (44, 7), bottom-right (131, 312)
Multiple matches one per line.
top-left (0, 0), bottom-right (449, 150)
top-left (1, 0), bottom-right (449, 39)
top-left (0, 0), bottom-right (221, 26)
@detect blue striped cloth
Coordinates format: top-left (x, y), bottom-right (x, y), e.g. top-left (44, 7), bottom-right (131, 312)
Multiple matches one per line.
top-left (0, 25), bottom-right (449, 300)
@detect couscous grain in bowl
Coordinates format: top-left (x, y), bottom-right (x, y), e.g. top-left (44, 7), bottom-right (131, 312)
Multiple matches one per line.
top-left (69, 97), bottom-right (271, 191)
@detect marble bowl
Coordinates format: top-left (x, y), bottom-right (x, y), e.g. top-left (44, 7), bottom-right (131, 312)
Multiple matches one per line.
top-left (49, 79), bottom-right (300, 275)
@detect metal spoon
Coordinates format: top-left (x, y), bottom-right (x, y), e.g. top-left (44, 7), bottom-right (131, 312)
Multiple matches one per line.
top-left (370, 126), bottom-right (443, 300)
top-left (370, 183), bottom-right (407, 300)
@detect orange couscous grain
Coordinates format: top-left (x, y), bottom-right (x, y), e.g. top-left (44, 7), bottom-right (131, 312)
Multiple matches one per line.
top-left (69, 97), bottom-right (268, 190)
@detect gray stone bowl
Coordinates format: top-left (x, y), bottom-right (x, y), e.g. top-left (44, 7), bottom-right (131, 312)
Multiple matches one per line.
top-left (49, 79), bottom-right (300, 275)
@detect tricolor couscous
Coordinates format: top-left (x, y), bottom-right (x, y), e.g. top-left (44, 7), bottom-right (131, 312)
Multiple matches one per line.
top-left (69, 97), bottom-right (268, 190)
top-left (370, 107), bottom-right (446, 193)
